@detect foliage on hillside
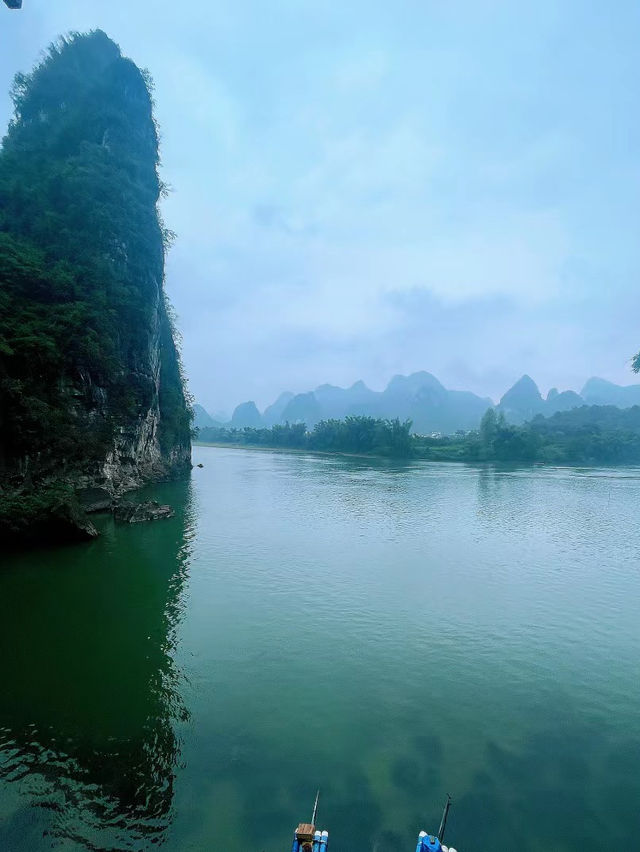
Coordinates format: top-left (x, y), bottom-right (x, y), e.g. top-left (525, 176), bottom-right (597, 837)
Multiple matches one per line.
top-left (0, 31), bottom-right (191, 481)
top-left (198, 416), bottom-right (415, 458)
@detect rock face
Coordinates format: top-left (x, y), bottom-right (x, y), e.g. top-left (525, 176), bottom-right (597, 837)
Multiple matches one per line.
top-left (0, 486), bottom-right (99, 546)
top-left (0, 32), bottom-right (191, 544)
top-left (76, 487), bottom-right (113, 513)
top-left (113, 500), bottom-right (174, 524)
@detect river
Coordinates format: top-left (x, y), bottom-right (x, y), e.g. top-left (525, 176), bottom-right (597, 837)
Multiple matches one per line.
top-left (1, 446), bottom-right (639, 851)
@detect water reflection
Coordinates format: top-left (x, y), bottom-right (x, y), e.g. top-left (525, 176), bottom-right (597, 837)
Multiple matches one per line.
top-left (3, 450), bottom-right (640, 852)
top-left (0, 479), bottom-right (194, 850)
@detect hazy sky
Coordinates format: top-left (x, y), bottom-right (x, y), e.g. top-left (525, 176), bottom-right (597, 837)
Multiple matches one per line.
top-left (1, 1), bottom-right (639, 413)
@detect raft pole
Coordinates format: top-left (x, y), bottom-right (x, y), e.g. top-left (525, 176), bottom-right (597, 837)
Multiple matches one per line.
top-left (416, 794), bottom-right (458, 852)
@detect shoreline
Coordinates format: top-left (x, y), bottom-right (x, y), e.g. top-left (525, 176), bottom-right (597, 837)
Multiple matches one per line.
top-left (193, 442), bottom-right (640, 471)
top-left (192, 441), bottom-right (408, 462)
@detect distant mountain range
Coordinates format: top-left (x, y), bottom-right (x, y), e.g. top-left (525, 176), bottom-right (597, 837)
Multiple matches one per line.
top-left (196, 373), bottom-right (640, 435)
top-left (497, 375), bottom-right (640, 425)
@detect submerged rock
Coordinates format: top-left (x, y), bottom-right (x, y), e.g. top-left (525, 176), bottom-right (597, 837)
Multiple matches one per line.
top-left (113, 500), bottom-right (174, 524)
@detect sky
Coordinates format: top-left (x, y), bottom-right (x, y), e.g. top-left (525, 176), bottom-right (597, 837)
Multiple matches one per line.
top-left (1, 1), bottom-right (639, 414)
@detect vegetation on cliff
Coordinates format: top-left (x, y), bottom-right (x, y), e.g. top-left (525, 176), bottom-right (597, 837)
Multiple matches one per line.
top-left (0, 31), bottom-right (191, 543)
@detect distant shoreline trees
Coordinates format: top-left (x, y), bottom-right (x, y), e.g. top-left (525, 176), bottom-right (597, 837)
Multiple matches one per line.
top-left (197, 416), bottom-right (414, 458)
top-left (197, 406), bottom-right (640, 466)
top-left (415, 405), bottom-right (640, 465)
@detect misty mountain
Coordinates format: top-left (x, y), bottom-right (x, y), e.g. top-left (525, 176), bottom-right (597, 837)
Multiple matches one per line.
top-left (210, 374), bottom-right (640, 436)
top-left (546, 388), bottom-right (584, 412)
top-left (193, 404), bottom-right (220, 430)
top-left (497, 375), bottom-right (640, 424)
top-left (497, 375), bottom-right (590, 424)
top-left (313, 380), bottom-right (379, 420)
top-left (280, 392), bottom-right (323, 427)
top-left (231, 401), bottom-right (263, 428)
top-left (229, 372), bottom-right (492, 433)
top-left (371, 372), bottom-right (492, 433)
top-left (581, 377), bottom-right (640, 407)
top-left (497, 375), bottom-right (545, 424)
top-left (263, 391), bottom-right (294, 426)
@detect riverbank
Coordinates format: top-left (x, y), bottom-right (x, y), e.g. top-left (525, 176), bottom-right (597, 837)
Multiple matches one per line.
top-left (196, 405), bottom-right (640, 466)
top-left (193, 439), bottom-right (640, 469)
top-left (193, 441), bottom-right (403, 462)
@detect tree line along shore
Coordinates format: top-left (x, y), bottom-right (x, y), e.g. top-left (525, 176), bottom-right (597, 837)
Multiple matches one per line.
top-left (195, 405), bottom-right (640, 466)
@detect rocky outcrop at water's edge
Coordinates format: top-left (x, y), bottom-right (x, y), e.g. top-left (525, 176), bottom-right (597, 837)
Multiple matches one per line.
top-left (0, 32), bottom-right (192, 547)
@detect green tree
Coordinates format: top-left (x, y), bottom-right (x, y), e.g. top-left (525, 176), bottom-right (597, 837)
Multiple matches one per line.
top-left (479, 408), bottom-right (498, 457)
top-left (198, 417), bottom-right (414, 458)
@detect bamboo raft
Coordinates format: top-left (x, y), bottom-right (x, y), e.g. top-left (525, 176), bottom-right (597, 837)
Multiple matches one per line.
top-left (289, 792), bottom-right (460, 852)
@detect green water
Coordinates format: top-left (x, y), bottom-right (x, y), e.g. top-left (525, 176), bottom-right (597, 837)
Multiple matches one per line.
top-left (1, 446), bottom-right (639, 851)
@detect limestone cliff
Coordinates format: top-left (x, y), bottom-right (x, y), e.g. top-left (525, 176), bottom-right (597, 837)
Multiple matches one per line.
top-left (0, 31), bottom-right (191, 542)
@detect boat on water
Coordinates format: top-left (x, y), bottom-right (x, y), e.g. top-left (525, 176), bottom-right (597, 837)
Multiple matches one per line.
top-left (290, 792), bottom-right (459, 852)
